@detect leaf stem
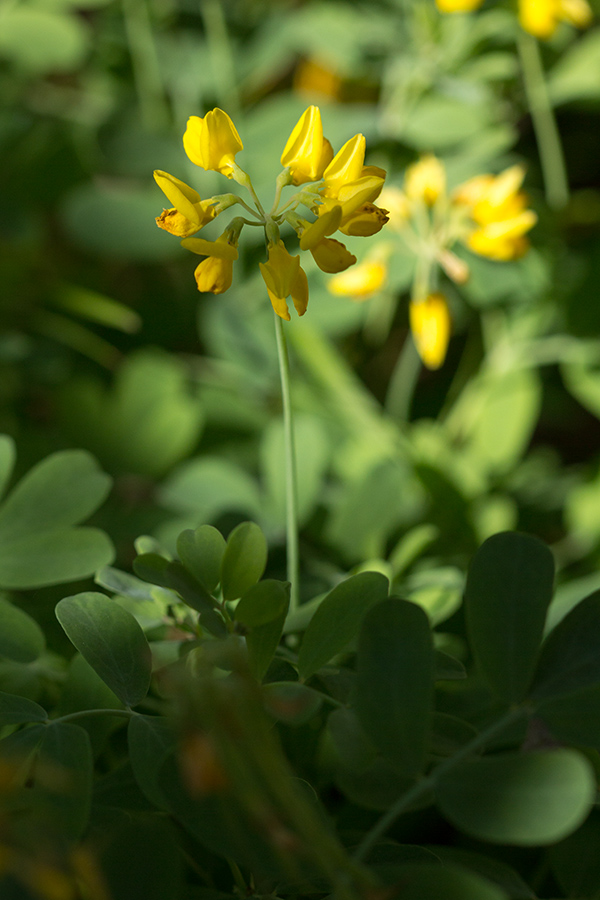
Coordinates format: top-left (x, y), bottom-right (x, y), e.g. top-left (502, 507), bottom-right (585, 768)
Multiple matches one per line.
top-left (274, 313), bottom-right (300, 613)
top-left (353, 705), bottom-right (528, 862)
top-left (518, 31), bottom-right (569, 210)
top-left (49, 708), bottom-right (137, 725)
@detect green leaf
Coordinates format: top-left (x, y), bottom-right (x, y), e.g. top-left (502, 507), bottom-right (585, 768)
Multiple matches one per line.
top-left (38, 722), bottom-right (93, 839)
top-left (298, 572), bottom-right (389, 680)
top-left (60, 350), bottom-right (204, 478)
top-left (434, 650), bottom-right (466, 681)
top-left (465, 532), bottom-right (555, 703)
top-left (0, 527), bottom-right (114, 589)
top-left (176, 525), bottom-right (226, 593)
top-left (58, 654), bottom-right (123, 757)
top-left (235, 580), bottom-right (289, 628)
top-left (163, 562), bottom-right (227, 637)
top-left (531, 591), bottom-right (600, 699)
top-left (354, 598), bottom-right (434, 777)
top-left (0, 596), bottom-right (45, 662)
top-left (56, 592), bottom-right (152, 707)
top-left (158, 457), bottom-right (261, 521)
top-left (537, 685), bottom-right (600, 747)
top-left (436, 749), bottom-right (596, 845)
top-left (549, 811), bottom-right (600, 898)
top-left (220, 522), bottom-right (268, 602)
top-left (548, 29), bottom-right (600, 105)
top-left (245, 599), bottom-right (289, 681)
top-left (0, 435), bottom-right (15, 500)
top-left (0, 691), bottom-right (47, 726)
top-left (375, 863), bottom-right (508, 900)
top-left (128, 715), bottom-right (175, 810)
top-left (0, 449), bottom-right (113, 588)
top-left (0, 450), bottom-right (111, 541)
top-left (431, 848), bottom-right (536, 899)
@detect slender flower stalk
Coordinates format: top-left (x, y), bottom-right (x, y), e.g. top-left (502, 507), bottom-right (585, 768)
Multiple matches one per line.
top-left (274, 315), bottom-right (300, 612)
top-left (517, 31), bottom-right (569, 209)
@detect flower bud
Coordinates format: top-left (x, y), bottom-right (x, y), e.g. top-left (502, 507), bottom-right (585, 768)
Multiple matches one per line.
top-left (404, 155), bottom-right (446, 206)
top-left (310, 238), bottom-right (356, 273)
top-left (183, 108), bottom-right (243, 178)
top-left (281, 106), bottom-right (334, 185)
top-left (409, 294), bottom-right (451, 370)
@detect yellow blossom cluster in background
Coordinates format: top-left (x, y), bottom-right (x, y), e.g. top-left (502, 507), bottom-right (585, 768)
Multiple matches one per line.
top-left (330, 154), bottom-right (537, 370)
top-left (154, 106), bottom-right (388, 320)
top-left (435, 0), bottom-right (592, 39)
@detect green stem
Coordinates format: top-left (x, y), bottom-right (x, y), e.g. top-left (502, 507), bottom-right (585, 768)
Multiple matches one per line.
top-left (274, 314), bottom-right (300, 613)
top-left (518, 31), bottom-right (569, 210)
top-left (354, 705), bottom-right (528, 862)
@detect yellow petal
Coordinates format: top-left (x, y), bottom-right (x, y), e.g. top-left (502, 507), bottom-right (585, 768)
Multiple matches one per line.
top-left (404, 155), bottom-right (446, 206)
top-left (328, 260), bottom-right (387, 299)
top-left (194, 256), bottom-right (234, 294)
top-left (156, 208), bottom-right (202, 237)
top-left (436, 0), bottom-right (484, 10)
top-left (310, 238), bottom-right (356, 273)
top-left (339, 203), bottom-right (389, 236)
top-left (322, 134), bottom-right (366, 197)
top-left (181, 235), bottom-right (239, 260)
top-left (154, 170), bottom-right (202, 224)
top-left (519, 0), bottom-right (560, 37)
top-left (291, 265), bottom-right (309, 316)
top-left (299, 205), bottom-right (342, 250)
top-left (183, 108), bottom-right (243, 177)
top-left (560, 0), bottom-right (592, 27)
top-left (410, 294), bottom-right (451, 370)
top-left (281, 106), bottom-right (332, 184)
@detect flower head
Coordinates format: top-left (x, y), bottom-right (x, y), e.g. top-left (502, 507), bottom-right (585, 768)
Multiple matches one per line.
top-left (410, 294), bottom-right (451, 370)
top-left (404, 155), bottom-right (446, 207)
top-left (454, 165), bottom-right (537, 261)
top-left (281, 106), bottom-right (333, 185)
top-left (155, 106), bottom-right (385, 319)
top-left (519, 0), bottom-right (592, 37)
top-left (183, 108), bottom-right (243, 178)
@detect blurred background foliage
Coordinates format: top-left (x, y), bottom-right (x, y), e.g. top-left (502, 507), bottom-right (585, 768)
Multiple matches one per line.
top-left (2, 0), bottom-right (600, 611)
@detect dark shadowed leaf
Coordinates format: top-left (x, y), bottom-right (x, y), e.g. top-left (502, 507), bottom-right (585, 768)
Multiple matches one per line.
top-left (177, 525), bottom-right (226, 593)
top-left (220, 522), bottom-right (268, 601)
top-left (354, 598), bottom-right (434, 777)
top-left (465, 532), bottom-right (554, 703)
top-left (298, 572), bottom-right (389, 680)
top-left (0, 596), bottom-right (45, 662)
top-left (0, 691), bottom-right (47, 726)
top-left (56, 592), bottom-right (152, 707)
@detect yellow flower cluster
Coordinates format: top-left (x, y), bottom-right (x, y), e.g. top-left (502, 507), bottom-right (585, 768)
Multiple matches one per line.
top-left (154, 106), bottom-right (388, 321)
top-left (330, 154), bottom-right (537, 370)
top-left (435, 0), bottom-right (592, 38)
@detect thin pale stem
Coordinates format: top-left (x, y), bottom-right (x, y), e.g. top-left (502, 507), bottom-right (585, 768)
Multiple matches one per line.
top-left (121, 0), bottom-right (168, 129)
top-left (354, 705), bottom-right (528, 862)
top-left (274, 314), bottom-right (300, 613)
top-left (50, 708), bottom-right (137, 725)
top-left (518, 31), bottom-right (569, 210)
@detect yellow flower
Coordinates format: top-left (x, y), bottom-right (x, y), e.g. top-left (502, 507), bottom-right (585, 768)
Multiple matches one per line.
top-left (154, 170), bottom-right (216, 237)
top-left (376, 186), bottom-right (411, 232)
top-left (328, 257), bottom-right (388, 300)
top-left (519, 0), bottom-right (592, 37)
top-left (404, 155), bottom-right (446, 207)
top-left (259, 242), bottom-right (309, 320)
top-left (293, 57), bottom-right (343, 101)
top-left (181, 232), bottom-right (239, 294)
top-left (280, 106), bottom-right (334, 185)
top-left (183, 108), bottom-right (243, 178)
top-left (454, 165), bottom-right (537, 261)
top-left (409, 294), bottom-right (451, 370)
top-left (436, 0), bottom-right (484, 10)
top-left (310, 238), bottom-right (357, 273)
top-left (321, 134), bottom-right (366, 198)
top-left (338, 202), bottom-right (389, 236)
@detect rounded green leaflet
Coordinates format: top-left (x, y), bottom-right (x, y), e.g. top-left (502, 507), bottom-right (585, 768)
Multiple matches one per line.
top-left (531, 590), bottom-right (600, 700)
top-left (56, 592), bottom-right (152, 707)
top-left (176, 525), bottom-right (226, 593)
top-left (297, 571), bottom-right (389, 680)
top-left (353, 597), bottom-right (434, 777)
top-left (220, 521), bottom-right (267, 601)
top-left (465, 531), bottom-right (555, 703)
top-left (0, 596), bottom-right (45, 663)
top-left (234, 580), bottom-right (289, 628)
top-left (375, 863), bottom-right (508, 900)
top-left (436, 749), bottom-right (595, 845)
